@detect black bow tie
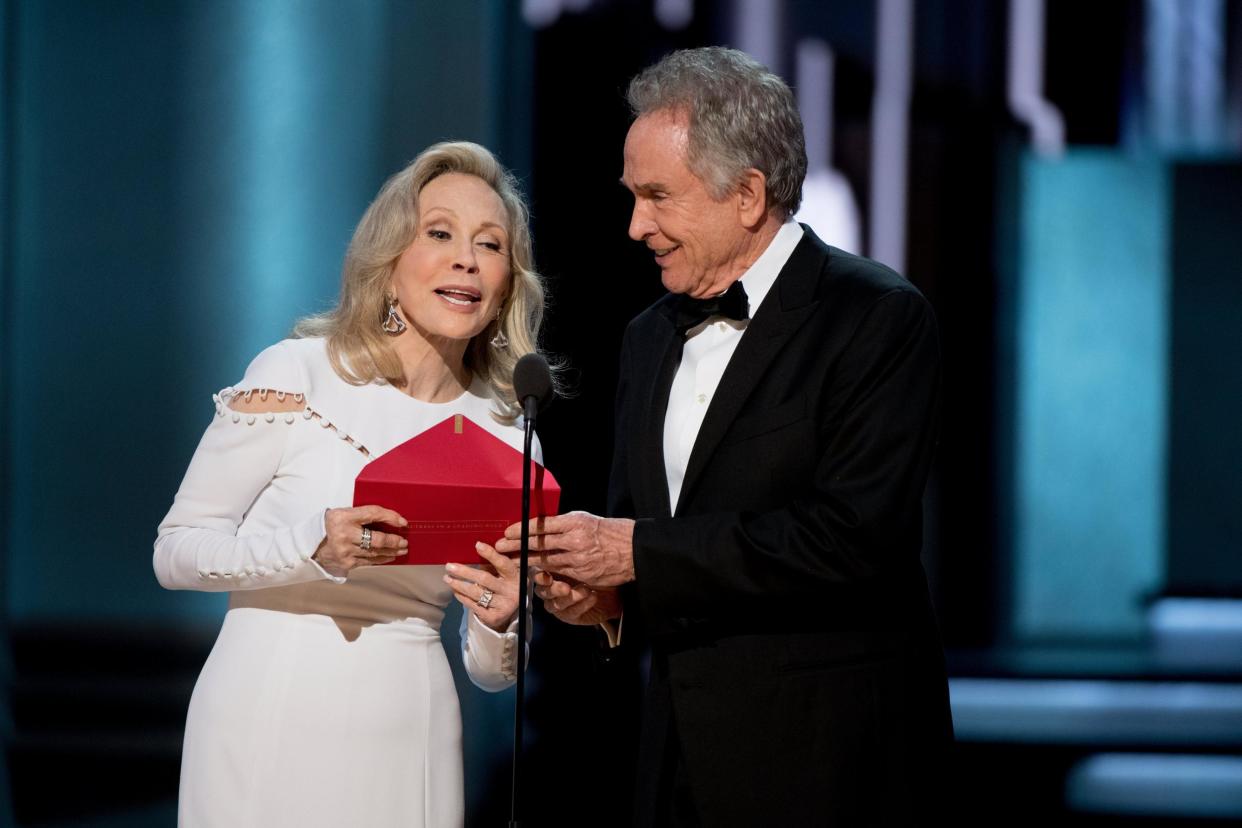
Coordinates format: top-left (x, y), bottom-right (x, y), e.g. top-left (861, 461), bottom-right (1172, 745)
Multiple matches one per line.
top-left (673, 281), bottom-right (749, 334)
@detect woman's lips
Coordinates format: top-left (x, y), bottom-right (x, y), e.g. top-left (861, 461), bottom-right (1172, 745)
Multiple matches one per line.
top-left (434, 287), bottom-right (481, 307)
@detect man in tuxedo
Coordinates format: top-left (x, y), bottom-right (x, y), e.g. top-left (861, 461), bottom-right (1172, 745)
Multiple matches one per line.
top-left (499, 47), bottom-right (953, 825)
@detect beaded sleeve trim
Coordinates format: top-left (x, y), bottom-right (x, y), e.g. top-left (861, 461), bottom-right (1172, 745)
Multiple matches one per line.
top-left (214, 387), bottom-right (372, 459)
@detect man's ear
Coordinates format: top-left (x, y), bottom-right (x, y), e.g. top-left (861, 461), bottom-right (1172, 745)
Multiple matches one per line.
top-left (735, 168), bottom-right (769, 228)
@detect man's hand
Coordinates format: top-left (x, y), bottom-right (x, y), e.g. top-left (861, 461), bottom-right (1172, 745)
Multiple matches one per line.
top-left (533, 571), bottom-right (623, 625)
top-left (495, 511), bottom-right (636, 588)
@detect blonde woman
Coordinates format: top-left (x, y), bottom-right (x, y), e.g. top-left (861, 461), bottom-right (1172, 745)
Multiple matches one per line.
top-left (155, 142), bottom-right (547, 827)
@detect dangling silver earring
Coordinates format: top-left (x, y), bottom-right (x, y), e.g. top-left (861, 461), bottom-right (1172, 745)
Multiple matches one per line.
top-left (489, 308), bottom-right (509, 350)
top-left (382, 296), bottom-right (406, 336)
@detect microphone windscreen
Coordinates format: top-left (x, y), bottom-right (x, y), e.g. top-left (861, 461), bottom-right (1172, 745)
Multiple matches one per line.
top-left (513, 352), bottom-right (554, 412)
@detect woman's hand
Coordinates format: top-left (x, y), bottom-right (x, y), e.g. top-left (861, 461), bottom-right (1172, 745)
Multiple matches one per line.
top-left (313, 505), bottom-right (408, 578)
top-left (533, 571), bottom-right (623, 626)
top-left (445, 542), bottom-right (522, 632)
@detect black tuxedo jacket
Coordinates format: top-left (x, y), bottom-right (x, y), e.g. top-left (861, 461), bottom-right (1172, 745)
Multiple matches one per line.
top-left (609, 228), bottom-right (954, 826)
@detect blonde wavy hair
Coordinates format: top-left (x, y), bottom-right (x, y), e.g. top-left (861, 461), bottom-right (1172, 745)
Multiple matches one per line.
top-left (295, 141), bottom-right (547, 422)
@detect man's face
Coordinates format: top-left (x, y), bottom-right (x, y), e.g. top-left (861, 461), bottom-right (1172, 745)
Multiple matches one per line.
top-left (621, 109), bottom-right (751, 297)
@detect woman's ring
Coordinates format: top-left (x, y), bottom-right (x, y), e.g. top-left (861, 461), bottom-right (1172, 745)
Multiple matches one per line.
top-left (360, 527), bottom-right (372, 550)
top-left (477, 589), bottom-right (494, 609)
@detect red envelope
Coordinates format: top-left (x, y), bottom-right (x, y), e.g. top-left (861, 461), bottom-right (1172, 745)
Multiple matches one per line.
top-left (352, 413), bottom-right (560, 565)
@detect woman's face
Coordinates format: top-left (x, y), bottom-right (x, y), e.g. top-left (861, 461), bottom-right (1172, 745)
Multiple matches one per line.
top-left (390, 172), bottom-right (512, 344)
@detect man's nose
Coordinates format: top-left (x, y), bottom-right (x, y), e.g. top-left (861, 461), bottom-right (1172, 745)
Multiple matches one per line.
top-left (628, 202), bottom-right (655, 242)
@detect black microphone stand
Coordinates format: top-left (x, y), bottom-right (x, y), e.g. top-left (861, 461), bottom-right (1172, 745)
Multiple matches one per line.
top-left (509, 398), bottom-right (535, 828)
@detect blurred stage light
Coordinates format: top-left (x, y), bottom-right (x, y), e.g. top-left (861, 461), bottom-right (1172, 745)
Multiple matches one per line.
top-left (951, 678), bottom-right (1242, 745)
top-left (1066, 753), bottom-right (1242, 819)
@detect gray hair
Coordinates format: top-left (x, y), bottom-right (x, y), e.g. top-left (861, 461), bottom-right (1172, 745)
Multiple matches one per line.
top-left (627, 46), bottom-right (807, 217)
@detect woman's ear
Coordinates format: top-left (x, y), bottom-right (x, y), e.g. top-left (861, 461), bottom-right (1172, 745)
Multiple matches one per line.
top-left (501, 275), bottom-right (514, 308)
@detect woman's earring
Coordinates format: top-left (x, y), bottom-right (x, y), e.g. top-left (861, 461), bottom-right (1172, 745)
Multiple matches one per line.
top-left (489, 308), bottom-right (509, 350)
top-left (382, 297), bottom-right (406, 336)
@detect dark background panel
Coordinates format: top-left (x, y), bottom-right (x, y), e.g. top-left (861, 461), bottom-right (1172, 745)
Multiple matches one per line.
top-left (1166, 162), bottom-right (1242, 594)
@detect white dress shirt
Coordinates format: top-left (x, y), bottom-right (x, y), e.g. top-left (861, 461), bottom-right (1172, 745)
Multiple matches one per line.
top-left (663, 219), bottom-right (804, 512)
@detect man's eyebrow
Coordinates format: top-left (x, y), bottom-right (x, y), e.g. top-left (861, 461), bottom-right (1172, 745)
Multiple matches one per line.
top-left (621, 179), bottom-right (666, 195)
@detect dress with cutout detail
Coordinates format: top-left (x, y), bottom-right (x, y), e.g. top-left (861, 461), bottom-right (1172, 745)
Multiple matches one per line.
top-left (154, 337), bottom-right (535, 828)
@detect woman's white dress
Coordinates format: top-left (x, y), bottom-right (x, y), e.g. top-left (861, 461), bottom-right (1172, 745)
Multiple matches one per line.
top-left (154, 337), bottom-right (528, 828)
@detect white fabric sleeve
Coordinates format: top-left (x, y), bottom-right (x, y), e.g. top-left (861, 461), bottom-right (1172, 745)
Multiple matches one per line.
top-left (456, 428), bottom-right (543, 691)
top-left (459, 609), bottom-right (525, 692)
top-left (153, 345), bottom-right (341, 591)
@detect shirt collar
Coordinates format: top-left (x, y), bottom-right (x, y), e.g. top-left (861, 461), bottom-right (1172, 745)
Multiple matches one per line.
top-left (738, 219), bottom-right (803, 317)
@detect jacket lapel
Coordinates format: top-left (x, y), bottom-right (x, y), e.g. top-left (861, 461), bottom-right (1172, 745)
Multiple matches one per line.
top-left (674, 229), bottom-right (827, 513)
top-left (634, 301), bottom-right (682, 518)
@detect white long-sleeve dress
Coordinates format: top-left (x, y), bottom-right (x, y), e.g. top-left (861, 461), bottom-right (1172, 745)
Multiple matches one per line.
top-left (155, 337), bottom-right (528, 828)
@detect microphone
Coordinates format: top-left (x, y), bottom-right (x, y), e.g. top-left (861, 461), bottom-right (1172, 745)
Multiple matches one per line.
top-left (509, 350), bottom-right (553, 827)
top-left (513, 352), bottom-right (553, 421)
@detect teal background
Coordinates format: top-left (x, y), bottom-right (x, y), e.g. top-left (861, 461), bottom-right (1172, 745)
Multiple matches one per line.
top-left (4, 0), bottom-right (527, 624)
top-left (1011, 151), bottom-right (1169, 640)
